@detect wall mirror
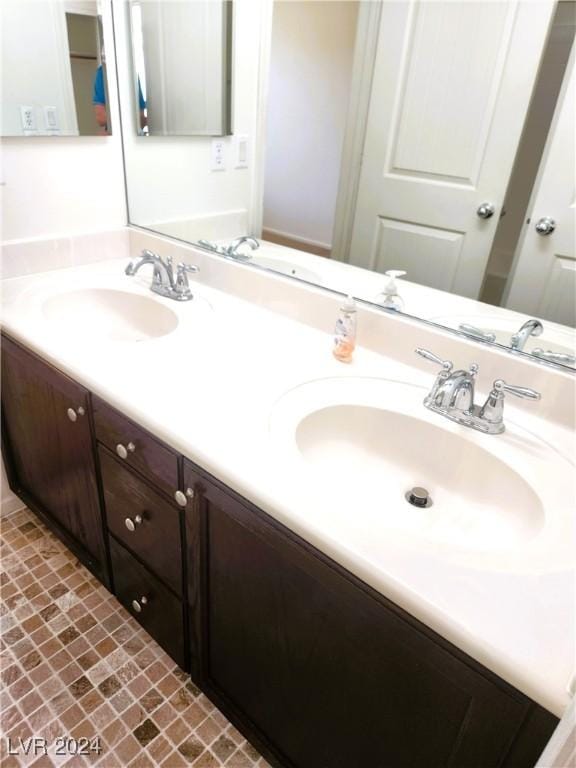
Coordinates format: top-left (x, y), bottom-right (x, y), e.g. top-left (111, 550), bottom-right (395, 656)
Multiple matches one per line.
top-left (1, 0), bottom-right (112, 136)
top-left (128, 0), bottom-right (232, 137)
top-left (116, 0), bottom-right (576, 371)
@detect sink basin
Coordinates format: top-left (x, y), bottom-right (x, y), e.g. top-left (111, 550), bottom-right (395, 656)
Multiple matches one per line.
top-left (43, 289), bottom-right (179, 342)
top-left (270, 377), bottom-right (574, 568)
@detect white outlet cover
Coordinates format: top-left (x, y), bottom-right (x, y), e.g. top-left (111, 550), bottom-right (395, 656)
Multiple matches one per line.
top-left (20, 105), bottom-right (36, 132)
top-left (211, 139), bottom-right (226, 171)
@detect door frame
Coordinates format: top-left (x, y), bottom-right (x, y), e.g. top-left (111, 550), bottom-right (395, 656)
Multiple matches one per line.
top-left (331, 0), bottom-right (382, 263)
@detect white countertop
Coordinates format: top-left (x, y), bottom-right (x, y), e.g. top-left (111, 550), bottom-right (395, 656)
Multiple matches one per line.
top-left (2, 258), bottom-right (574, 718)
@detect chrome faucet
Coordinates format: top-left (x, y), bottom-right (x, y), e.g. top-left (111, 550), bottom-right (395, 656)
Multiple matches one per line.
top-left (125, 249), bottom-right (199, 302)
top-left (198, 236), bottom-right (260, 261)
top-left (510, 319), bottom-right (543, 351)
top-left (224, 236), bottom-right (260, 260)
top-left (415, 348), bottom-right (541, 434)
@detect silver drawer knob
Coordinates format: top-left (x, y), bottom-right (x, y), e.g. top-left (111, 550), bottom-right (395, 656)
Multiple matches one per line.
top-left (116, 442), bottom-right (135, 459)
top-left (131, 596), bottom-right (148, 613)
top-left (66, 406), bottom-right (85, 422)
top-left (125, 514), bottom-right (143, 532)
top-left (174, 488), bottom-right (194, 507)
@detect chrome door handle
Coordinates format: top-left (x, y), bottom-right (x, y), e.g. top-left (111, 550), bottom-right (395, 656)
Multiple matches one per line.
top-left (535, 217), bottom-right (555, 235)
top-left (477, 203), bottom-right (495, 219)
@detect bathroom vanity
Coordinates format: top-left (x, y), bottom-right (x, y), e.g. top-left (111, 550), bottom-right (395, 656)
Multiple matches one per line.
top-left (2, 257), bottom-right (572, 767)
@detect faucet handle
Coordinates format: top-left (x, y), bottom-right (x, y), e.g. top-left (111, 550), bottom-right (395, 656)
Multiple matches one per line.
top-left (415, 348), bottom-right (453, 372)
top-left (490, 379), bottom-right (541, 400)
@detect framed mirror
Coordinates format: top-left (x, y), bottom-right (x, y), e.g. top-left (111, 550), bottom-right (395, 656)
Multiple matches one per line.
top-left (115, 0), bottom-right (576, 370)
top-left (1, 0), bottom-right (113, 136)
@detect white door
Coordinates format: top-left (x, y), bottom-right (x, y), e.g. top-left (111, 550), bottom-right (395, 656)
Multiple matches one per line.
top-left (348, 0), bottom-right (555, 299)
top-left (505, 48), bottom-right (575, 327)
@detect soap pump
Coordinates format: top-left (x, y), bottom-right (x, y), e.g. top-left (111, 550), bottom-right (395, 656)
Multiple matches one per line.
top-left (333, 295), bottom-right (357, 363)
top-left (376, 270), bottom-right (406, 311)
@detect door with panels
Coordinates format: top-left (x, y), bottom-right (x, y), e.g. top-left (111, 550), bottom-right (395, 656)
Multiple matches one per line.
top-left (348, 0), bottom-right (555, 299)
top-left (505, 47), bottom-right (575, 328)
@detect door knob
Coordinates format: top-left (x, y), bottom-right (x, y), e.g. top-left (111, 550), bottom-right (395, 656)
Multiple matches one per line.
top-left (535, 217), bottom-right (555, 235)
top-left (66, 406), bottom-right (85, 422)
top-left (476, 203), bottom-right (495, 219)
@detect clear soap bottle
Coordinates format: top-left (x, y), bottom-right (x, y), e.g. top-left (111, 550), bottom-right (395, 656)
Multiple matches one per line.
top-left (333, 295), bottom-right (357, 363)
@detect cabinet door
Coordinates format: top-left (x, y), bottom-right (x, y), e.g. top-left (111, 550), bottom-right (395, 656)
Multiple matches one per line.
top-left (185, 465), bottom-right (556, 768)
top-left (1, 336), bottom-right (105, 569)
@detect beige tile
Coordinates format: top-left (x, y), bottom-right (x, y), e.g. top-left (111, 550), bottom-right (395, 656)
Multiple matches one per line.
top-left (1, 508), bottom-right (265, 767)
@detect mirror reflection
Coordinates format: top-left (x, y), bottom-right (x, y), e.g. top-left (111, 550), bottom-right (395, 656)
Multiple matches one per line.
top-left (118, 0), bottom-right (576, 370)
top-left (1, 0), bottom-right (112, 137)
top-left (128, 0), bottom-right (232, 137)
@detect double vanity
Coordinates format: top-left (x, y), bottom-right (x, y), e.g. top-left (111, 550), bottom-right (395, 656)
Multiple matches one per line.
top-left (2, 249), bottom-right (574, 767)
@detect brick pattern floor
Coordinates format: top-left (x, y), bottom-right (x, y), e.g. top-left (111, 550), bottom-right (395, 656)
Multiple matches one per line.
top-left (0, 507), bottom-right (271, 768)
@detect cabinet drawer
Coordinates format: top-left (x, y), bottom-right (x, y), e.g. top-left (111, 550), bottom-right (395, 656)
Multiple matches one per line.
top-left (110, 537), bottom-right (186, 668)
top-left (100, 448), bottom-right (182, 597)
top-left (93, 396), bottom-right (178, 498)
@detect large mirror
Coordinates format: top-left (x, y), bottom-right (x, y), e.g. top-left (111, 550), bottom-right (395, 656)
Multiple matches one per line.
top-left (1, 0), bottom-right (112, 136)
top-left (116, 0), bottom-right (576, 370)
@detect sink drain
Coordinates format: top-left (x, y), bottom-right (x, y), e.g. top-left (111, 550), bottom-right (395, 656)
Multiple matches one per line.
top-left (405, 487), bottom-right (433, 508)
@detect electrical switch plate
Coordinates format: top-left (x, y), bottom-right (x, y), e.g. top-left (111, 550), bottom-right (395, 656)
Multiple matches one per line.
top-left (235, 135), bottom-right (249, 169)
top-left (20, 106), bottom-right (36, 132)
top-left (211, 139), bottom-right (226, 171)
top-left (44, 106), bottom-right (59, 131)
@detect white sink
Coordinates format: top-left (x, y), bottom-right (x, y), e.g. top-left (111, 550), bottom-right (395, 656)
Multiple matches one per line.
top-left (43, 288), bottom-right (179, 343)
top-left (270, 377), bottom-right (574, 569)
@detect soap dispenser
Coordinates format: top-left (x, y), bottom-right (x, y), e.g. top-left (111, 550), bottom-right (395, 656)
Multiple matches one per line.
top-left (376, 270), bottom-right (406, 311)
top-left (333, 295), bottom-right (357, 363)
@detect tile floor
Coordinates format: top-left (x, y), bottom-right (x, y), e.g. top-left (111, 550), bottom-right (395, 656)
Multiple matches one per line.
top-left (0, 507), bottom-right (270, 768)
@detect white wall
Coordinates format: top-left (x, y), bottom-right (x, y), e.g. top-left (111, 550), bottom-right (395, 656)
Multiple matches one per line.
top-left (263, 1), bottom-right (358, 248)
top-left (1, 0), bottom-right (127, 243)
top-left (116, 0), bottom-right (263, 239)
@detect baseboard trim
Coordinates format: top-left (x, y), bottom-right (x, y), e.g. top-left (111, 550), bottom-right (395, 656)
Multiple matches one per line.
top-left (262, 228), bottom-right (332, 258)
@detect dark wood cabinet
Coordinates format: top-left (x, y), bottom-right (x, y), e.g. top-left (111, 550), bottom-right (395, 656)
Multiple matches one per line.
top-left (109, 537), bottom-right (186, 668)
top-left (1, 335), bottom-right (559, 768)
top-left (99, 447), bottom-right (184, 596)
top-left (184, 461), bottom-right (557, 768)
top-left (1, 335), bottom-right (107, 581)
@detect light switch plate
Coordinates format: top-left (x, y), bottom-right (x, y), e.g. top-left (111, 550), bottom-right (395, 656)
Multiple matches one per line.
top-left (211, 139), bottom-right (226, 171)
top-left (235, 135), bottom-right (249, 169)
top-left (44, 106), bottom-right (59, 131)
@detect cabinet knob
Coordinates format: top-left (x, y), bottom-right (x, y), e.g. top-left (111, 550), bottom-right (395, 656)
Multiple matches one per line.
top-left (66, 406), bottom-right (85, 422)
top-left (174, 488), bottom-right (195, 507)
top-left (131, 596), bottom-right (148, 613)
top-left (116, 442), bottom-right (136, 459)
top-left (125, 514), bottom-right (143, 532)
